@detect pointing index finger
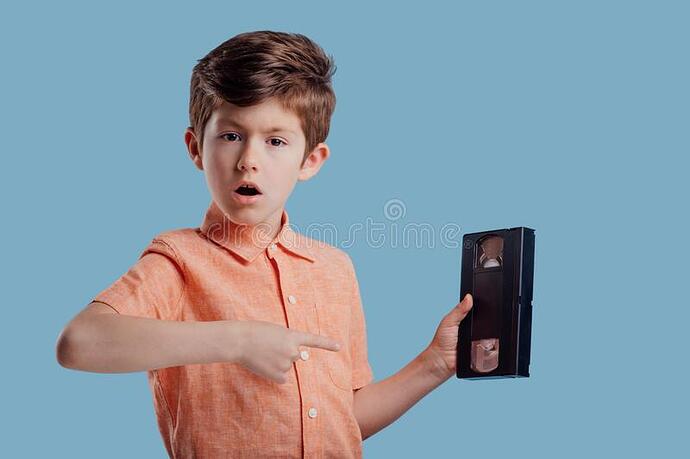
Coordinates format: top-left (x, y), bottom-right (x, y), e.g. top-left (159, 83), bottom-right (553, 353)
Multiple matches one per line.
top-left (298, 332), bottom-right (341, 352)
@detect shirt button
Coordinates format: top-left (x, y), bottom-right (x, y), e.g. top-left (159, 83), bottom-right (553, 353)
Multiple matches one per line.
top-left (287, 295), bottom-right (297, 304)
top-left (308, 407), bottom-right (318, 418)
top-left (300, 350), bottom-right (310, 361)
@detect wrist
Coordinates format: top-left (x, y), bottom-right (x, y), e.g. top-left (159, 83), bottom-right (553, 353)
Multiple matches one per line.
top-left (211, 320), bottom-right (246, 363)
top-left (422, 347), bottom-right (453, 383)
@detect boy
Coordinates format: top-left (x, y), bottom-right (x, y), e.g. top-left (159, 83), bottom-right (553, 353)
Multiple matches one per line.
top-left (56, 30), bottom-right (474, 458)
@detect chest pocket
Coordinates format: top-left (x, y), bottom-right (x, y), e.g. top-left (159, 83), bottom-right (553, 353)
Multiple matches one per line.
top-left (315, 301), bottom-right (352, 391)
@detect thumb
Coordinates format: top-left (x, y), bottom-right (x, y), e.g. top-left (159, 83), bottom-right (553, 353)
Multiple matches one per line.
top-left (450, 293), bottom-right (473, 322)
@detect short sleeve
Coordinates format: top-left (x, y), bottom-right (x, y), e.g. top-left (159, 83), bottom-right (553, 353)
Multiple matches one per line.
top-left (91, 238), bottom-right (185, 321)
top-left (344, 254), bottom-right (374, 390)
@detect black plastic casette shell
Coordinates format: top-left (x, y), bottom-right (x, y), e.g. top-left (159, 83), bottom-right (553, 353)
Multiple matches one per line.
top-left (456, 227), bottom-right (535, 379)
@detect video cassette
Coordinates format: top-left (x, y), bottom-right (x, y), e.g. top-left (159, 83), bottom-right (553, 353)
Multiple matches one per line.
top-left (456, 227), bottom-right (535, 379)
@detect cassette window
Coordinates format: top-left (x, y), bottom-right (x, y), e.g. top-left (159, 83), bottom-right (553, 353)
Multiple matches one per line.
top-left (476, 235), bottom-right (503, 269)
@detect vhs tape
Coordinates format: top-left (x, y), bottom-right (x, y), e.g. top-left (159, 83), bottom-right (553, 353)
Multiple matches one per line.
top-left (456, 227), bottom-right (535, 379)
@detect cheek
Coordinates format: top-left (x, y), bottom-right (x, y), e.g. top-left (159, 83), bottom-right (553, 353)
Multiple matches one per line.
top-left (203, 156), bottom-right (236, 191)
top-left (273, 162), bottom-right (302, 189)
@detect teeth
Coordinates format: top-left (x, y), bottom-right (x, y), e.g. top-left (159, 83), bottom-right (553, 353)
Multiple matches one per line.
top-left (236, 183), bottom-right (259, 195)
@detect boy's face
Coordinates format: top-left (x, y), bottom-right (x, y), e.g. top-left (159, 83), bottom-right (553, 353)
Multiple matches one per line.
top-left (185, 97), bottom-right (329, 230)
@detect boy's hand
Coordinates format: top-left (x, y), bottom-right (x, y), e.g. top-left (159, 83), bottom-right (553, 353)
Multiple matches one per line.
top-left (424, 293), bottom-right (473, 381)
top-left (234, 320), bottom-right (341, 384)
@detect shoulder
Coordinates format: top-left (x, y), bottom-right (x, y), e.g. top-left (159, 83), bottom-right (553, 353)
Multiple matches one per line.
top-left (149, 227), bottom-right (206, 248)
top-left (293, 231), bottom-right (356, 274)
top-left (139, 227), bottom-right (202, 270)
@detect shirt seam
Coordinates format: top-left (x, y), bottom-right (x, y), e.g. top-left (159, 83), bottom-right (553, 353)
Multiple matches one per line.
top-left (147, 237), bottom-right (185, 444)
top-left (343, 250), bottom-right (374, 390)
top-left (150, 238), bottom-right (187, 322)
top-left (152, 370), bottom-right (177, 447)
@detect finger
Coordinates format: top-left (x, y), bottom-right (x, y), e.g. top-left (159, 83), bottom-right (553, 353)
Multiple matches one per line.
top-left (450, 294), bottom-right (473, 323)
top-left (298, 332), bottom-right (341, 352)
top-left (459, 293), bottom-right (473, 312)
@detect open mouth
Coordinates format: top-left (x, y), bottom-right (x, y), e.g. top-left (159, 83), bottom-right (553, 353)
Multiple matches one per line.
top-left (235, 184), bottom-right (262, 196)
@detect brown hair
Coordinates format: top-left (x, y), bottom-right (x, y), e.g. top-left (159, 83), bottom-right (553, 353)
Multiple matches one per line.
top-left (189, 31), bottom-right (337, 162)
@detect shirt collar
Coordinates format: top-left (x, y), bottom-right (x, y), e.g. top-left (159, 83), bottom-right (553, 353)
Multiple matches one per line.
top-left (198, 200), bottom-right (316, 264)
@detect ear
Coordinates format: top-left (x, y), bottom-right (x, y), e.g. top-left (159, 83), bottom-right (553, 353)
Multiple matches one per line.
top-left (184, 127), bottom-right (204, 171)
top-left (298, 143), bottom-right (330, 181)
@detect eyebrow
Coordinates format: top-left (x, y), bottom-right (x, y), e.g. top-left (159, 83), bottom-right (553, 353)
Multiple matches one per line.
top-left (217, 118), bottom-right (297, 135)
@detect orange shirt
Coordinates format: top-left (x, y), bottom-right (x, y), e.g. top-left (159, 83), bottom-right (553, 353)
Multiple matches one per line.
top-left (92, 200), bottom-right (374, 458)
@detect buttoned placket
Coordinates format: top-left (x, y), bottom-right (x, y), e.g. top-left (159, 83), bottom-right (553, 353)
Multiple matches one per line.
top-left (266, 241), bottom-right (323, 458)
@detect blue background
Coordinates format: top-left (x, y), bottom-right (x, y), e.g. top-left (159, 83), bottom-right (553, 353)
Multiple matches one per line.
top-left (2, 0), bottom-right (687, 457)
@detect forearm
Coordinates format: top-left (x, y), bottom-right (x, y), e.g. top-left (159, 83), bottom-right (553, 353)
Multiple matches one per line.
top-left (57, 314), bottom-right (241, 373)
top-left (353, 348), bottom-right (450, 440)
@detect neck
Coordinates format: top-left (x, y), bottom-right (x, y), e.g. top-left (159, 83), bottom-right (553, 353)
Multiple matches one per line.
top-left (211, 203), bottom-right (286, 249)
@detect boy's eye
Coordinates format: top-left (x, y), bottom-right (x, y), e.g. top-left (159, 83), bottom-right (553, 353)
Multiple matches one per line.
top-left (222, 133), bottom-right (240, 142)
top-left (269, 138), bottom-right (286, 147)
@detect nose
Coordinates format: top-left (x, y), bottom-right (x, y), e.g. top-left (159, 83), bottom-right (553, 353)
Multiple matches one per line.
top-left (236, 141), bottom-right (260, 172)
